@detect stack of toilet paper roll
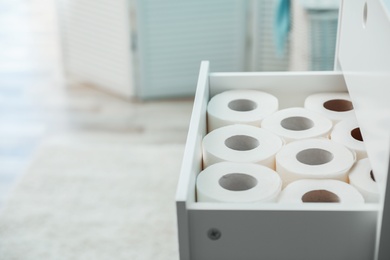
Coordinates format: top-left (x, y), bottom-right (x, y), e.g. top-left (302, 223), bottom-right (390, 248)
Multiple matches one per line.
top-left (196, 90), bottom-right (377, 204)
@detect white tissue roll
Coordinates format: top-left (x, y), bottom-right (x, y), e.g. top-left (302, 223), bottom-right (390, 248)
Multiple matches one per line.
top-left (278, 179), bottom-right (364, 203)
top-left (276, 139), bottom-right (355, 187)
top-left (349, 158), bottom-right (379, 202)
top-left (304, 92), bottom-right (355, 123)
top-left (261, 107), bottom-right (333, 143)
top-left (196, 162), bottom-right (282, 203)
top-left (202, 124), bottom-right (284, 169)
top-left (207, 90), bottom-right (278, 132)
top-left (331, 118), bottom-right (367, 160)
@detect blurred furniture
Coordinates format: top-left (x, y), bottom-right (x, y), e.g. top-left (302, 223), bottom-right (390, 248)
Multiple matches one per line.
top-left (57, 0), bottom-right (248, 99)
top-left (290, 0), bottom-right (340, 71)
top-left (57, 0), bottom-right (339, 99)
top-left (132, 0), bottom-right (249, 99)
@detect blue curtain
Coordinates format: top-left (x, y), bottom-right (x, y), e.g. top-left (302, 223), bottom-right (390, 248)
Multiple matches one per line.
top-left (274, 0), bottom-right (291, 57)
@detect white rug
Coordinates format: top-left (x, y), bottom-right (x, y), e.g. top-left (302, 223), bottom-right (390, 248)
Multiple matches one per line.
top-left (0, 137), bottom-right (184, 259)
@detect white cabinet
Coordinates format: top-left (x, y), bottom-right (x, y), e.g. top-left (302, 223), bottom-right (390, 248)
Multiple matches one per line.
top-left (176, 0), bottom-right (390, 259)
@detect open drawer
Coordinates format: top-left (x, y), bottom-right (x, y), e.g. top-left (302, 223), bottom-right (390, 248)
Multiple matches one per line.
top-left (176, 0), bottom-right (390, 259)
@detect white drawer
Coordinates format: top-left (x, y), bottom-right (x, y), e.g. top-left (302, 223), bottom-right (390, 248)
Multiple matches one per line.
top-left (176, 0), bottom-right (390, 259)
top-left (176, 63), bottom-right (379, 260)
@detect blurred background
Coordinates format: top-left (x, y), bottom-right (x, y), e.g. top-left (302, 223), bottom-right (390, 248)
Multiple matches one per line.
top-left (58, 0), bottom-right (340, 99)
top-left (0, 0), bottom-right (340, 259)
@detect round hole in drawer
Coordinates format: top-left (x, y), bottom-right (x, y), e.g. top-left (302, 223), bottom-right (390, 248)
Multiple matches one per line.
top-left (207, 228), bottom-right (222, 240)
top-left (323, 99), bottom-right (354, 112)
top-left (219, 173), bottom-right (258, 191)
top-left (225, 135), bottom-right (259, 151)
top-left (363, 1), bottom-right (368, 28)
top-left (281, 116), bottom-right (314, 131)
top-left (296, 148), bottom-right (334, 166)
top-left (228, 99), bottom-right (257, 112)
top-left (351, 127), bottom-right (364, 142)
top-left (302, 189), bottom-right (340, 203)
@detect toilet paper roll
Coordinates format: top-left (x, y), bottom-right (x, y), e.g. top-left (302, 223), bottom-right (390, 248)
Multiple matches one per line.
top-left (349, 158), bottom-right (379, 202)
top-left (304, 92), bottom-right (355, 123)
top-left (261, 107), bottom-right (333, 143)
top-left (278, 179), bottom-right (364, 203)
top-left (331, 118), bottom-right (367, 160)
top-left (197, 162), bottom-right (282, 202)
top-left (276, 138), bottom-right (355, 187)
top-left (202, 124), bottom-right (284, 169)
top-left (207, 90), bottom-right (278, 132)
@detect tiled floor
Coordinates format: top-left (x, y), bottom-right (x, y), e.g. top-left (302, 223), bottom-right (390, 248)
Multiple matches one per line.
top-left (0, 0), bottom-right (193, 208)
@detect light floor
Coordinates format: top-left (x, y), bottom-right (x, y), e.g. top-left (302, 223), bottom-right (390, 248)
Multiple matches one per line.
top-left (0, 0), bottom-right (193, 208)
